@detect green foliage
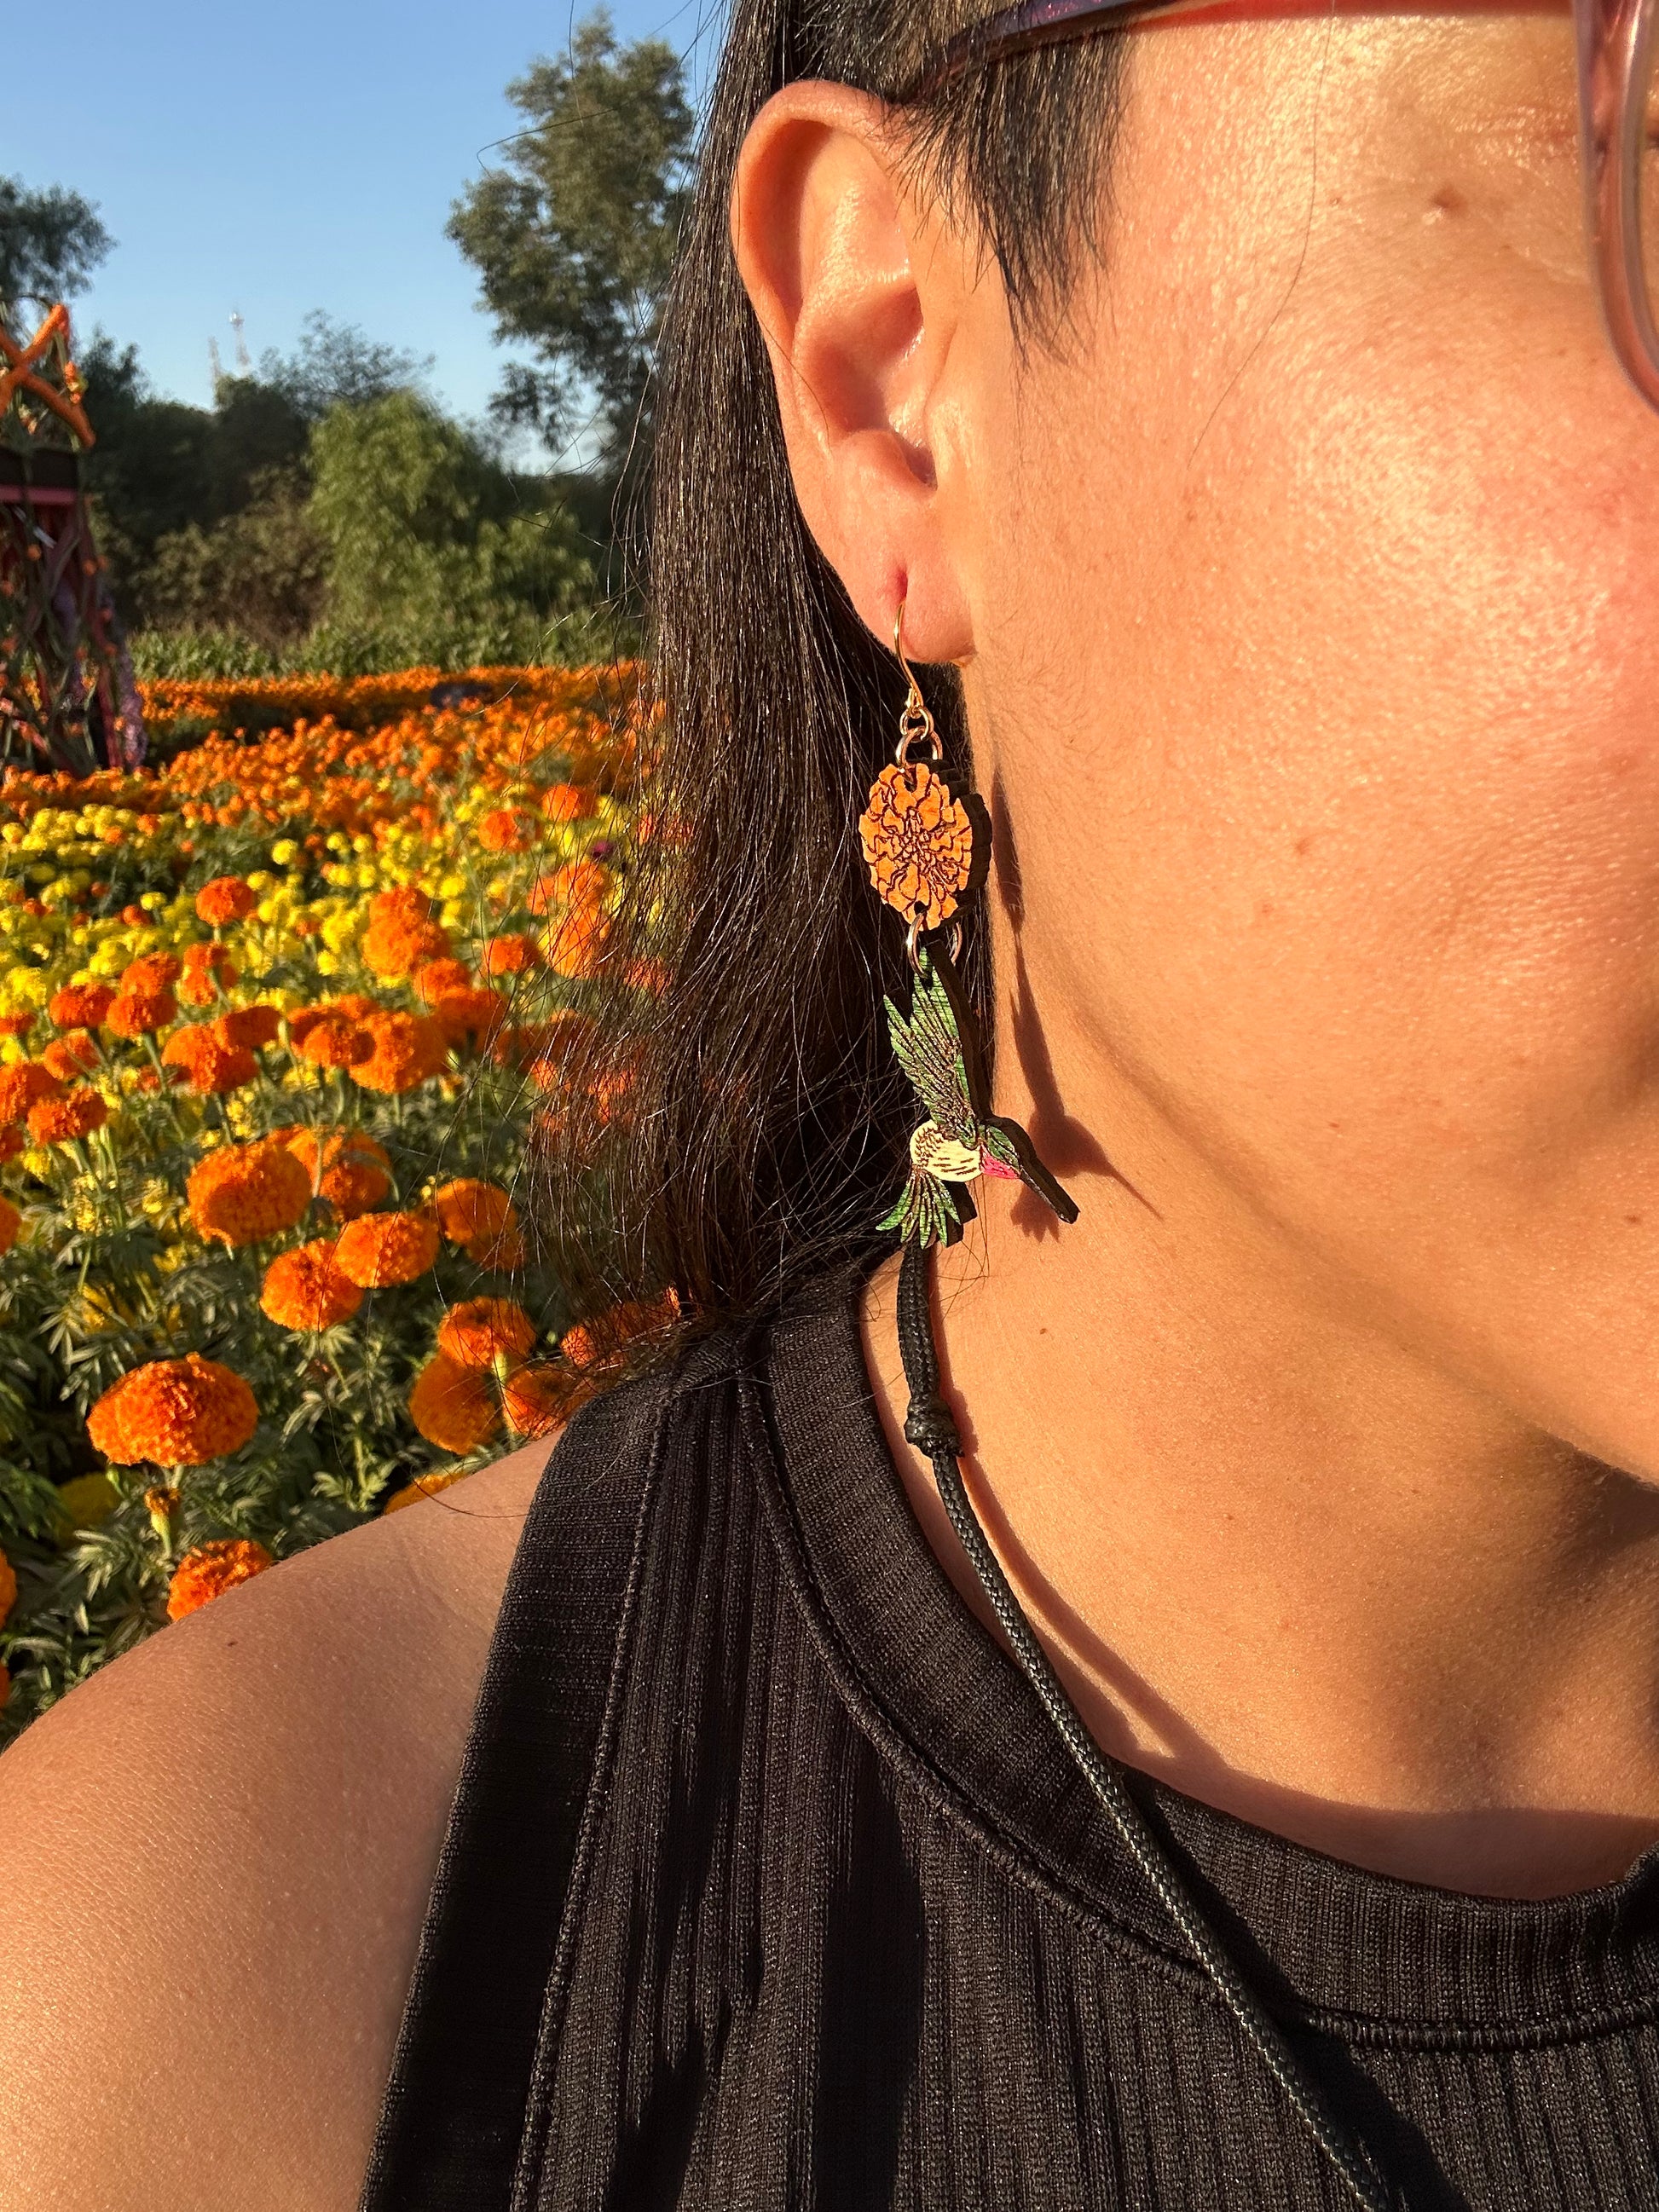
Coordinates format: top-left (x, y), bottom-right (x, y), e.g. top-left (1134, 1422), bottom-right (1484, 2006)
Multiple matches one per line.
top-left (447, 9), bottom-right (695, 457)
top-left (259, 309), bottom-right (430, 422)
top-left (0, 176), bottom-right (111, 320)
top-left (307, 390), bottom-right (594, 643)
top-left (138, 468), bottom-right (328, 650)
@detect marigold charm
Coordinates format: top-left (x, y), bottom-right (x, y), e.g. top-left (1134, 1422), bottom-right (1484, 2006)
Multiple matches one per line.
top-left (858, 760), bottom-right (983, 930)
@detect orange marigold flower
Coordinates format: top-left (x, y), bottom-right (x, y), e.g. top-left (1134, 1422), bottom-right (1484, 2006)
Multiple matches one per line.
top-left (367, 885), bottom-right (433, 923)
top-left (858, 759), bottom-right (982, 931)
top-left (502, 1362), bottom-right (587, 1438)
top-left (298, 1013), bottom-right (374, 1069)
top-left (408, 1353), bottom-right (500, 1454)
top-left (383, 1467), bottom-right (470, 1513)
top-left (436, 1297), bottom-right (538, 1370)
top-left (0, 1012), bottom-right (32, 1041)
top-left (49, 982), bottom-right (114, 1028)
top-left (481, 933), bottom-right (537, 978)
top-left (28, 1088), bottom-right (109, 1144)
top-left (430, 986), bottom-right (509, 1048)
top-left (0, 1657), bottom-right (9, 1708)
top-left (0, 1193), bottom-right (20, 1253)
top-left (106, 987), bottom-right (178, 1037)
top-left (0, 1545), bottom-right (14, 1626)
top-left (431, 1178), bottom-right (517, 1246)
top-left (413, 956), bottom-right (473, 1006)
top-left (89, 1354), bottom-right (259, 1468)
top-left (350, 1009), bottom-right (448, 1094)
top-left (0, 1060), bottom-right (61, 1124)
top-left (283, 1125), bottom-right (391, 1178)
top-left (320, 1158), bottom-right (392, 1218)
top-left (261, 1239), bottom-right (364, 1330)
top-left (333, 1209), bottom-right (442, 1288)
top-left (477, 806), bottom-right (536, 853)
top-left (466, 1223), bottom-right (527, 1272)
top-left (561, 1288), bottom-right (681, 1374)
top-left (541, 782), bottom-right (597, 823)
top-left (160, 1026), bottom-right (258, 1095)
top-left (0, 1128), bottom-right (22, 1163)
top-left (361, 910), bottom-right (450, 981)
top-left (195, 875), bottom-right (258, 927)
top-left (42, 1032), bottom-right (100, 1080)
top-left (529, 858), bottom-right (610, 915)
top-left (187, 1140), bottom-right (313, 1246)
top-left (166, 1537), bottom-right (275, 1621)
top-left (122, 951), bottom-right (182, 994)
top-left (178, 944), bottom-right (239, 1006)
top-left (543, 903), bottom-right (612, 981)
top-left (216, 1002), bottom-right (281, 1050)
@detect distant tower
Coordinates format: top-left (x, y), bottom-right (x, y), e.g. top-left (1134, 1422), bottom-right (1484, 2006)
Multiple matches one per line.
top-left (208, 336), bottom-right (223, 388)
top-left (229, 309), bottom-right (251, 374)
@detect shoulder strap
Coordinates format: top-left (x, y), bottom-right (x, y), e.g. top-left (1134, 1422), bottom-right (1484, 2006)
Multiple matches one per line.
top-left (355, 1373), bottom-right (666, 2212)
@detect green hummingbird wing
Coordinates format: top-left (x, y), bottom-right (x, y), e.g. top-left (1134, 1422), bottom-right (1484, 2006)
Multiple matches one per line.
top-left (885, 966), bottom-right (978, 1143)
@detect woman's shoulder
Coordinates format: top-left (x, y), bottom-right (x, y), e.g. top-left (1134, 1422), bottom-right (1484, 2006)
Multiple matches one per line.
top-left (0, 1435), bottom-right (555, 2212)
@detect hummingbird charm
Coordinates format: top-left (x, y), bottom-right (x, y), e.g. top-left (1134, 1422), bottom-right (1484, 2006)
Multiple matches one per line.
top-left (881, 940), bottom-right (1079, 1249)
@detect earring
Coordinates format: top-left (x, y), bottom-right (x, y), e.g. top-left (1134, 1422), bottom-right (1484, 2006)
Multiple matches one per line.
top-left (858, 604), bottom-right (1079, 1248)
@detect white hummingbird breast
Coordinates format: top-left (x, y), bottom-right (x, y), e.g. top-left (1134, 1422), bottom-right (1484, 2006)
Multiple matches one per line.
top-left (910, 1121), bottom-right (983, 1182)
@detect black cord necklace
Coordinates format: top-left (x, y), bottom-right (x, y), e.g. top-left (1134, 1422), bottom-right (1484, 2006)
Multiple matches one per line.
top-left (893, 1236), bottom-right (1398, 2212)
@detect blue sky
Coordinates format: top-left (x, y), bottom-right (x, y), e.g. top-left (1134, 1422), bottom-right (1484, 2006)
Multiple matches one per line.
top-left (7, 0), bottom-right (716, 462)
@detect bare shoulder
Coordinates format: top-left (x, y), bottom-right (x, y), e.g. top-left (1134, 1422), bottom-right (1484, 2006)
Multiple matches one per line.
top-left (0, 1435), bottom-right (557, 2212)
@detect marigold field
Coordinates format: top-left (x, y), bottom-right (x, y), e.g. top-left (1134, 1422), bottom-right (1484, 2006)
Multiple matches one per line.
top-left (0, 665), bottom-right (661, 1746)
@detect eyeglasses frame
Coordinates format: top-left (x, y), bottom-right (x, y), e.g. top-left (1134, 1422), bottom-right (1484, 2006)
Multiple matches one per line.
top-left (907, 0), bottom-right (1659, 414)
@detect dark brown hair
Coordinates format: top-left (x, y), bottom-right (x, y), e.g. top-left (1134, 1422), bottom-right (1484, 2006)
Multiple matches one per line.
top-left (544, 0), bottom-right (1127, 1335)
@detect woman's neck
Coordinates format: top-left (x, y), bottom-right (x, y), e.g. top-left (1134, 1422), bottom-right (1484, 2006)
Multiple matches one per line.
top-left (859, 1150), bottom-right (1659, 1900)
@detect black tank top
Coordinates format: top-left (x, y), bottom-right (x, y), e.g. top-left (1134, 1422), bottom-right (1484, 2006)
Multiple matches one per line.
top-left (356, 1270), bottom-right (1659, 2209)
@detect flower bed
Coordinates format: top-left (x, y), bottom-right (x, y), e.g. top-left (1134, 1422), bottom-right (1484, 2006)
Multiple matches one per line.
top-left (0, 665), bottom-right (662, 1743)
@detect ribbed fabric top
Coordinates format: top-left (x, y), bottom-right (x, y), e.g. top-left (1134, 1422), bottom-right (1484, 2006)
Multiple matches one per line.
top-left (361, 1267), bottom-right (1659, 2210)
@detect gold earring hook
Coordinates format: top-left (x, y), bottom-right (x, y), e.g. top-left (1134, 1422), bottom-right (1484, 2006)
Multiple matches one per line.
top-left (891, 597), bottom-right (941, 770)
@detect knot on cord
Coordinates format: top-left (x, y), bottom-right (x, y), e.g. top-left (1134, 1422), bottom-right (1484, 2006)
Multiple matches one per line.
top-left (904, 1391), bottom-right (960, 1460)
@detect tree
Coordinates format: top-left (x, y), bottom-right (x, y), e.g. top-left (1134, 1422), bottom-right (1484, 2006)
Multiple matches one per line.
top-left (259, 311), bottom-right (430, 423)
top-left (447, 11), bottom-right (694, 459)
top-left (0, 176), bottom-right (111, 321)
top-left (137, 469), bottom-right (328, 651)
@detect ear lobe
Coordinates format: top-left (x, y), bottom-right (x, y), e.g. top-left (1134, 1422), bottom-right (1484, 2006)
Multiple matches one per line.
top-left (731, 82), bottom-right (974, 661)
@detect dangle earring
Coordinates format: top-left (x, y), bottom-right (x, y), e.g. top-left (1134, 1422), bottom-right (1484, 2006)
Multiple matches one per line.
top-left (858, 603), bottom-right (1079, 1247)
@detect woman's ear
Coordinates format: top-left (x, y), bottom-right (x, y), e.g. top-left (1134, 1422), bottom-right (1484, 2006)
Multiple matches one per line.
top-left (731, 82), bottom-right (977, 661)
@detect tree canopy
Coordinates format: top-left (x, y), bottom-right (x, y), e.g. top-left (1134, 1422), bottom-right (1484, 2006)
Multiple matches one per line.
top-left (447, 10), bottom-right (695, 461)
top-left (0, 176), bottom-right (111, 322)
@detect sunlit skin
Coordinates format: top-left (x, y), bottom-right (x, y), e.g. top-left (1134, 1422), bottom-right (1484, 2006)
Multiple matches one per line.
top-left (732, 17), bottom-right (1659, 1898)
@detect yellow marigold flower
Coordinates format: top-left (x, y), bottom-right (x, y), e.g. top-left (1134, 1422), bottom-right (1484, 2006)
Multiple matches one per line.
top-left (187, 1140), bottom-right (313, 1246)
top-left (436, 1297), bottom-right (537, 1371)
top-left (195, 876), bottom-right (258, 927)
top-left (216, 1002), bottom-right (281, 1050)
top-left (27, 1088), bottom-right (108, 1144)
top-left (350, 1009), bottom-right (447, 1094)
top-left (0, 1061), bottom-right (62, 1125)
top-left (382, 1466), bottom-right (470, 1513)
top-left (0, 1193), bottom-right (20, 1254)
top-left (333, 1209), bottom-right (442, 1288)
top-left (431, 1177), bottom-right (516, 1246)
top-left (166, 1537), bottom-right (275, 1621)
top-left (89, 1354), bottom-right (259, 1468)
top-left (260, 1239), bottom-right (363, 1330)
top-left (54, 1470), bottom-right (118, 1533)
top-left (48, 981), bottom-right (114, 1027)
top-left (408, 1353), bottom-right (500, 1454)
top-left (106, 986), bottom-right (178, 1037)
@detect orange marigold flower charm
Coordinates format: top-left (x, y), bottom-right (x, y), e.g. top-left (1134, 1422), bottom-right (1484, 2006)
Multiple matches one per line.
top-left (49, 981), bottom-right (114, 1028)
top-left (187, 1140), bottom-right (313, 1246)
top-left (436, 1297), bottom-right (538, 1370)
top-left (166, 1537), bottom-right (275, 1620)
top-left (89, 1354), bottom-right (259, 1468)
top-left (195, 875), bottom-right (258, 927)
top-left (408, 1353), bottom-right (500, 1454)
top-left (858, 760), bottom-right (985, 931)
top-left (261, 1239), bottom-right (364, 1330)
top-left (27, 1088), bottom-right (109, 1144)
top-left (431, 1177), bottom-right (517, 1245)
top-left (333, 1209), bottom-right (442, 1288)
